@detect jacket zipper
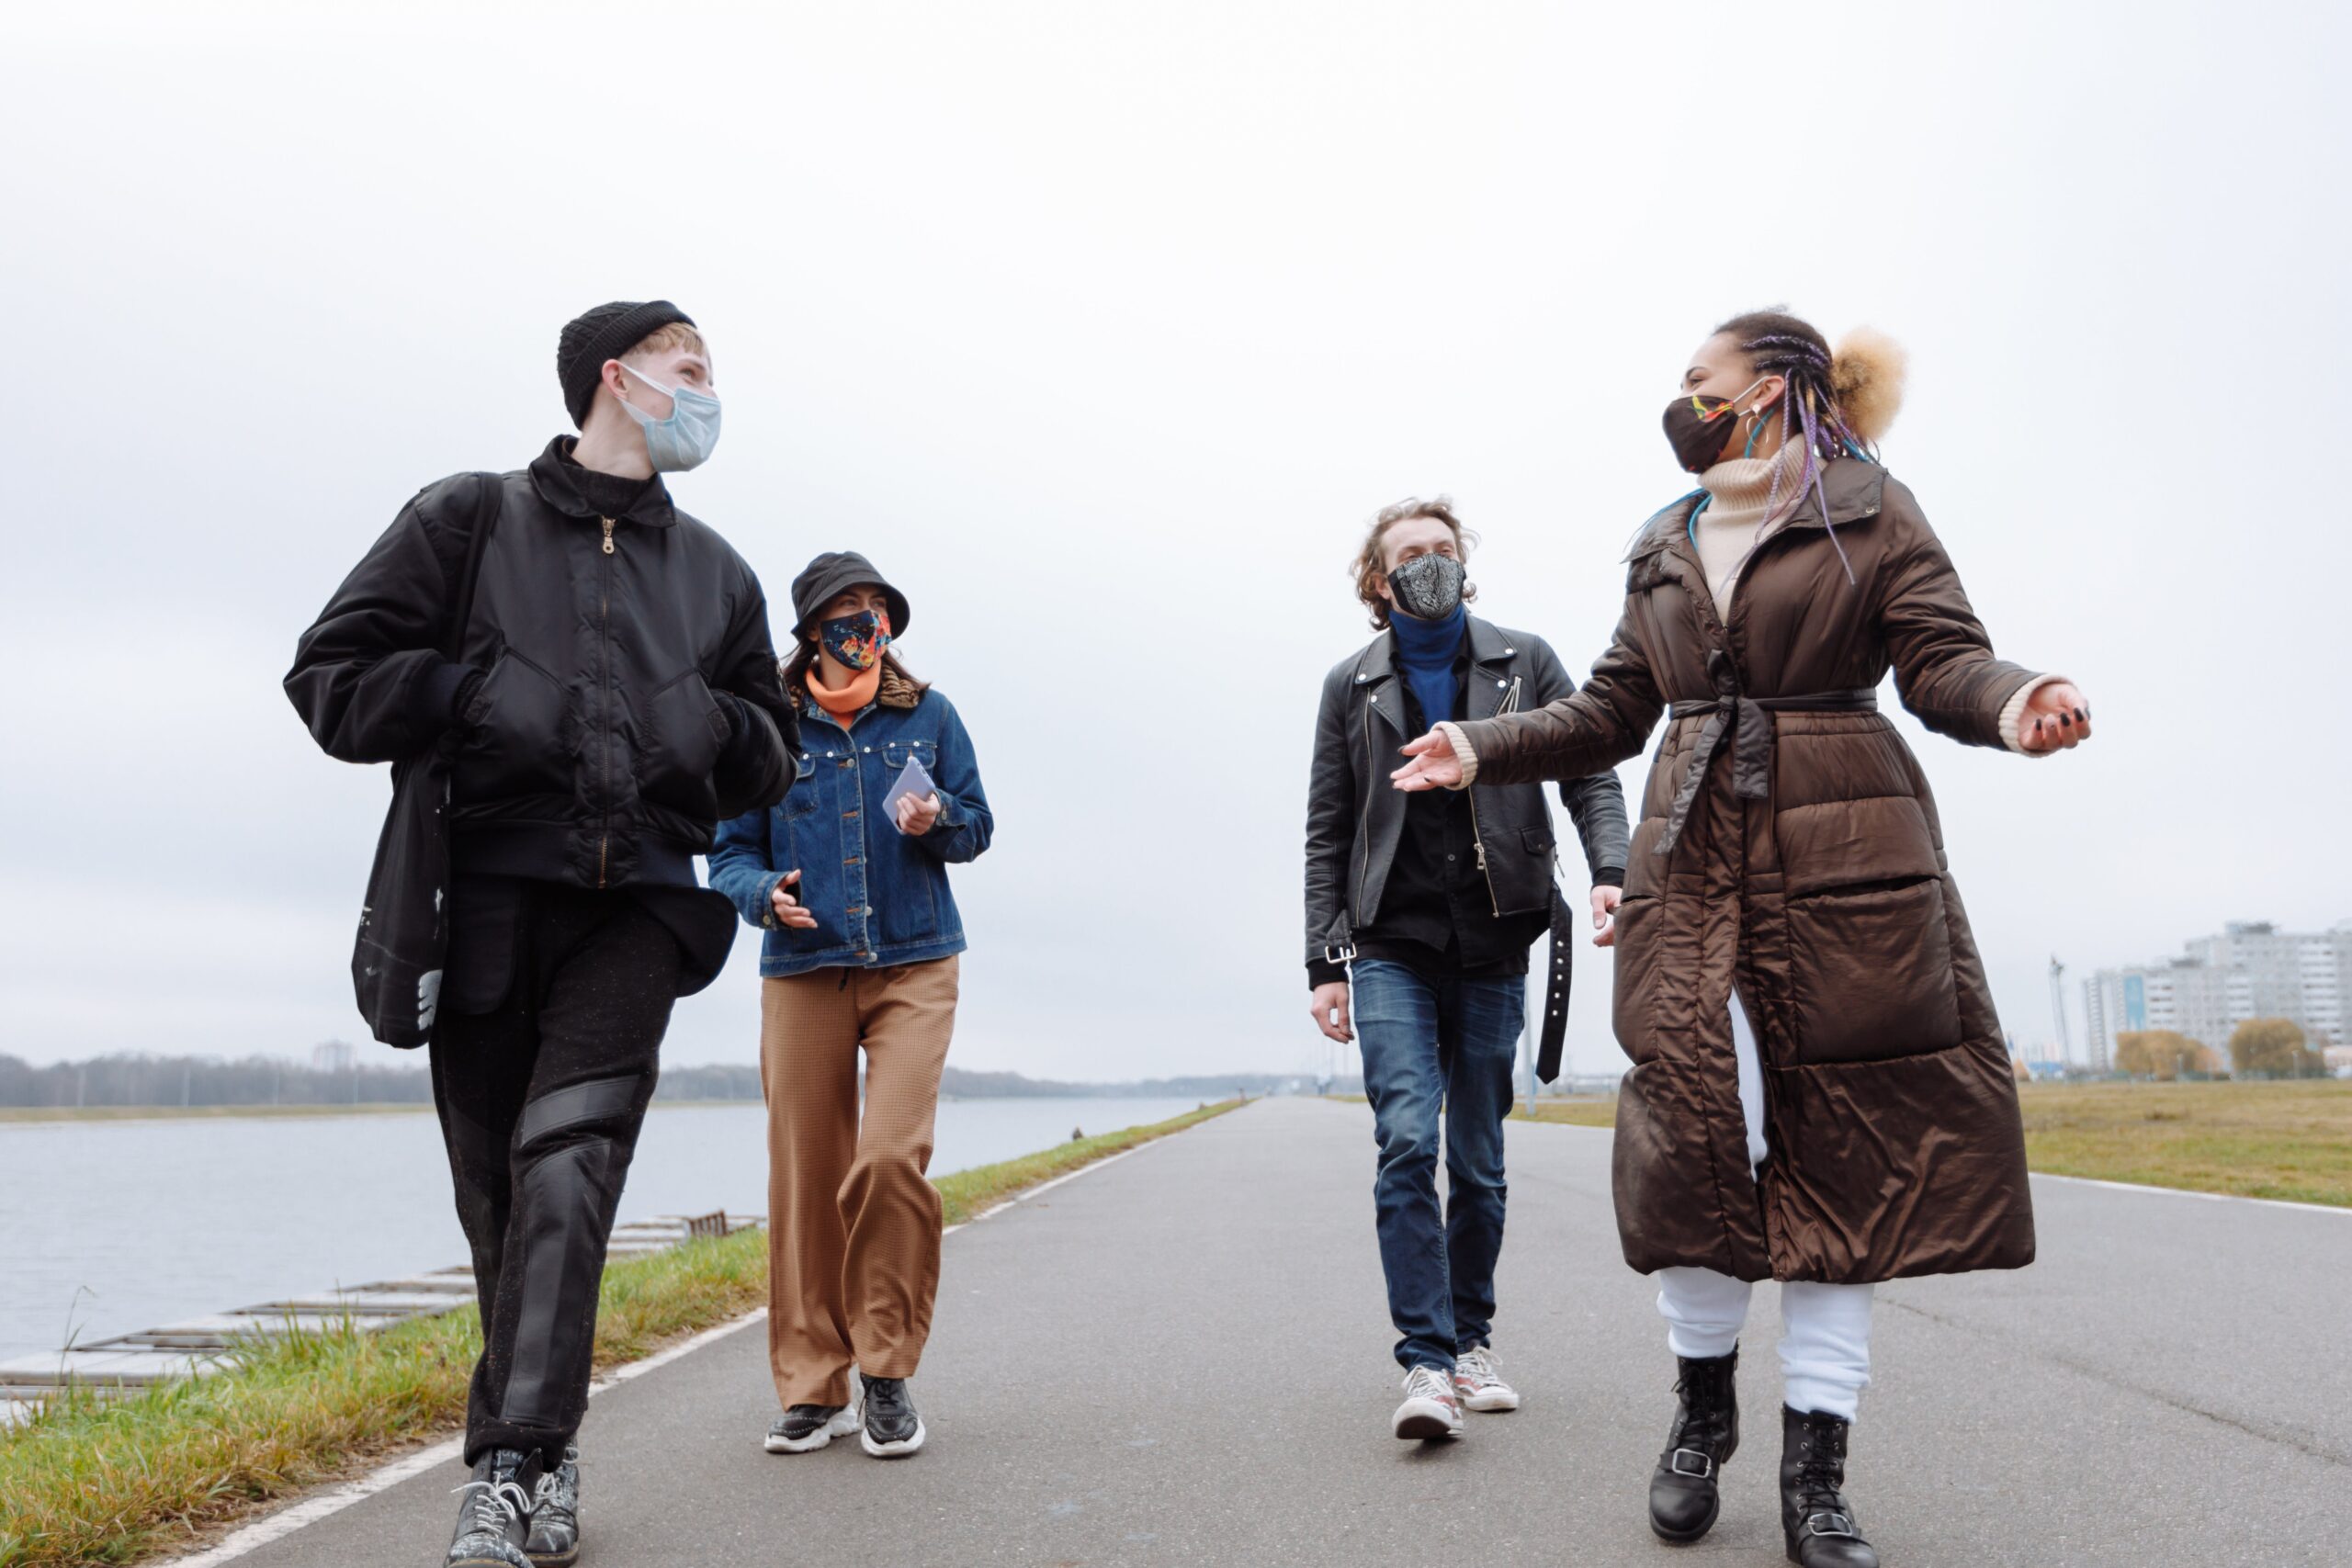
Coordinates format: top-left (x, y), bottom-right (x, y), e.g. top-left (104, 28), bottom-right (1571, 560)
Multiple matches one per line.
top-left (1355, 698), bottom-right (1375, 919)
top-left (597, 517), bottom-right (616, 886)
top-left (1464, 755), bottom-right (1502, 917)
top-left (1460, 662), bottom-right (1508, 917)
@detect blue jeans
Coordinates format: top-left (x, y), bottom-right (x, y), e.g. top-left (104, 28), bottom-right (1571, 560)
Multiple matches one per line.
top-left (1351, 959), bottom-right (1524, 1373)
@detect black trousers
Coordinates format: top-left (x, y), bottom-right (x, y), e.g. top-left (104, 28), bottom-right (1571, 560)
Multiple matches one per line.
top-left (430, 883), bottom-right (681, 1465)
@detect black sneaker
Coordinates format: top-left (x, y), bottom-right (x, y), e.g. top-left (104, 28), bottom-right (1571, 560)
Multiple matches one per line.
top-left (860, 1374), bottom-right (925, 1458)
top-left (446, 1449), bottom-right (540, 1568)
top-left (522, 1445), bottom-right (579, 1567)
top-left (765, 1398), bottom-right (863, 1454)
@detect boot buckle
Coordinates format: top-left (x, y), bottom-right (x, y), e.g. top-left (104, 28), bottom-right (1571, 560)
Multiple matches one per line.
top-left (1668, 1447), bottom-right (1715, 1479)
top-left (1803, 1511), bottom-right (1858, 1540)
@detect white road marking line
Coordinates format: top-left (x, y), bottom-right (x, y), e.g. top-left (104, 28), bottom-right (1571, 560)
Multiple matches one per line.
top-left (1524, 1117), bottom-right (2349, 1217)
top-left (165, 1119), bottom-right (1204, 1564)
top-left (164, 1438), bottom-right (466, 1568)
top-left (2029, 1170), bottom-right (2350, 1215)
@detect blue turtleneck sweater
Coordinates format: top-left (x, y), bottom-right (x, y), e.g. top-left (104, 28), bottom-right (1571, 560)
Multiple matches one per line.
top-left (1389, 604), bottom-right (1466, 728)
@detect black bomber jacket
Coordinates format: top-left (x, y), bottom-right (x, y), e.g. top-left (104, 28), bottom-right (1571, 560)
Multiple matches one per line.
top-left (287, 438), bottom-right (798, 890)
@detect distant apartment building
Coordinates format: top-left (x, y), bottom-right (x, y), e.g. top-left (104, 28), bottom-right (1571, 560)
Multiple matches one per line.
top-left (2084, 920), bottom-right (2352, 1068)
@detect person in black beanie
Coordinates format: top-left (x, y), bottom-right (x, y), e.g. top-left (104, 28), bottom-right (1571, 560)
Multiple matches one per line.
top-left (286, 301), bottom-right (797, 1568)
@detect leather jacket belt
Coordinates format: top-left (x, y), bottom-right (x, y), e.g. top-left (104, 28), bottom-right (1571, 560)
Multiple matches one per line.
top-left (1655, 674), bottom-right (1879, 857)
top-left (1537, 887), bottom-right (1576, 1085)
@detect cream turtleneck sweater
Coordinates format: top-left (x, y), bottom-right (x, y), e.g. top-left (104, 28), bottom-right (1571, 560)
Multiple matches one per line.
top-left (1692, 443), bottom-right (1804, 617)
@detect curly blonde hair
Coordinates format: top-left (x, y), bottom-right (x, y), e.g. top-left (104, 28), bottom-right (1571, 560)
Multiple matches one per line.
top-left (1351, 496), bottom-right (1478, 630)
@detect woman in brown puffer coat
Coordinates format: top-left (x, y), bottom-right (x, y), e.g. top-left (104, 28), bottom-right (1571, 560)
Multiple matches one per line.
top-left (1392, 310), bottom-right (2091, 1568)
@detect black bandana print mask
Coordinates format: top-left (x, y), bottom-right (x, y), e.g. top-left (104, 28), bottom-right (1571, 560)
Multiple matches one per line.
top-left (1386, 552), bottom-right (1466, 620)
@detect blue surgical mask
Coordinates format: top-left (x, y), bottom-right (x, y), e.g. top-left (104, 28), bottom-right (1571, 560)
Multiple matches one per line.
top-left (616, 361), bottom-right (723, 471)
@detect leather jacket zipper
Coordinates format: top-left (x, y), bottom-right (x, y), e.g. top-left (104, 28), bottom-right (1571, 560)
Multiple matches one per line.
top-left (1355, 694), bottom-right (1376, 916)
top-left (1464, 777), bottom-right (1502, 917)
top-left (1462, 664), bottom-right (1508, 918)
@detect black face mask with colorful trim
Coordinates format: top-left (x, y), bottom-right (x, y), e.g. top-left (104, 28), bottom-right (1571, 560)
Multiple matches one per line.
top-left (1661, 377), bottom-right (1771, 474)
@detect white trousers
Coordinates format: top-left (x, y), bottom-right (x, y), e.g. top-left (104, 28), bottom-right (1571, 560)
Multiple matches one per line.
top-left (1653, 994), bottom-right (1874, 1421)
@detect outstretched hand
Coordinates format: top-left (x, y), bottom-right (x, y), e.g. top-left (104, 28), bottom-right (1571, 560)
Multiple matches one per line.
top-left (1390, 728), bottom-right (1462, 792)
top-left (2019, 682), bottom-right (2093, 754)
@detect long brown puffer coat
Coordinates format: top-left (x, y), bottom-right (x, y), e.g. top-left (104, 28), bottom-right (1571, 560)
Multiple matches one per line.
top-left (1449, 458), bottom-right (2039, 1284)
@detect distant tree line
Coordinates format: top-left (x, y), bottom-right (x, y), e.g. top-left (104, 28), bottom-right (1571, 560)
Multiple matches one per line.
top-left (0, 1053), bottom-right (1307, 1110)
top-left (2109, 1018), bottom-right (2330, 1081)
top-left (0, 1052), bottom-right (767, 1109)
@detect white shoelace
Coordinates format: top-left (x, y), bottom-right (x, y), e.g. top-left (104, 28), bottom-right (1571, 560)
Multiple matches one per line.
top-left (451, 1477), bottom-right (533, 1532)
top-left (1456, 1347), bottom-right (1501, 1385)
top-left (1402, 1364), bottom-right (1454, 1404)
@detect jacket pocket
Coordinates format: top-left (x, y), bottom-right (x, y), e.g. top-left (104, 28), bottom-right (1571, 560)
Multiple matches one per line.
top-left (641, 669), bottom-right (728, 801)
top-left (1608, 894), bottom-right (1665, 1064)
top-left (881, 738), bottom-right (939, 778)
top-left (1784, 875), bottom-right (1963, 1064)
top-left (455, 647), bottom-right (570, 798)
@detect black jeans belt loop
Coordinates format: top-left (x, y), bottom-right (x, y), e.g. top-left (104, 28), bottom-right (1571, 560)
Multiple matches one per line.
top-left (1654, 671), bottom-right (1877, 856)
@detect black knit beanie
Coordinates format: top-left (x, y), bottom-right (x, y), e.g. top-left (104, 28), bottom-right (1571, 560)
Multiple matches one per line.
top-left (556, 300), bottom-right (695, 428)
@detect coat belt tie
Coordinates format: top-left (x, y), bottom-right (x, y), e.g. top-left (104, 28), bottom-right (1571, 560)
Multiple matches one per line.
top-left (1656, 657), bottom-right (1877, 856)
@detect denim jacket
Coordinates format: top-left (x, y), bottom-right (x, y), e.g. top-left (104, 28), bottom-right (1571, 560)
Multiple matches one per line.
top-left (708, 683), bottom-right (991, 976)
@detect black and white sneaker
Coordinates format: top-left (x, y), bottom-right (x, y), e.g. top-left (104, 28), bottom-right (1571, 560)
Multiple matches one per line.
top-left (765, 1397), bottom-right (863, 1454)
top-left (859, 1374), bottom-right (925, 1458)
top-left (522, 1445), bottom-right (579, 1567)
top-left (446, 1449), bottom-right (540, 1568)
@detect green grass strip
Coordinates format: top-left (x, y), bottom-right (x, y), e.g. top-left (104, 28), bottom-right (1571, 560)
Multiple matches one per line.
top-left (0, 1098), bottom-right (1244, 1568)
top-left (1515, 1081), bottom-right (2352, 1207)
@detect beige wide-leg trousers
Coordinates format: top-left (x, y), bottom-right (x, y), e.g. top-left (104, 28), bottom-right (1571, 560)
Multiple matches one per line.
top-left (760, 955), bottom-right (958, 1408)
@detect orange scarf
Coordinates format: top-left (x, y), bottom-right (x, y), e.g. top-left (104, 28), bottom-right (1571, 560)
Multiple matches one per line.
top-left (808, 662), bottom-right (882, 728)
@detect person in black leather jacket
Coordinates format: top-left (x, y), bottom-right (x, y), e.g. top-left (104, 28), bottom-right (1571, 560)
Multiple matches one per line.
top-left (287, 300), bottom-right (794, 1568)
top-left (1301, 495), bottom-right (1627, 1442)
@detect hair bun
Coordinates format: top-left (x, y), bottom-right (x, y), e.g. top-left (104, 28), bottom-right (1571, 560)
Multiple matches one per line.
top-left (1829, 327), bottom-right (1908, 445)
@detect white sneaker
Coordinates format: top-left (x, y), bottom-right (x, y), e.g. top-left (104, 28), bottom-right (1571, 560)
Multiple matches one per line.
top-left (1453, 1345), bottom-right (1521, 1413)
top-left (1393, 1364), bottom-right (1464, 1439)
top-left (764, 1394), bottom-right (864, 1453)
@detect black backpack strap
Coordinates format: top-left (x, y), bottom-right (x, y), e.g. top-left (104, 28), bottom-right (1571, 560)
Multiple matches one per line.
top-left (441, 471), bottom-right (503, 660)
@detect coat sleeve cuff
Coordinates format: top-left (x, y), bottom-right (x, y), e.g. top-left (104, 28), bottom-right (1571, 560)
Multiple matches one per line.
top-left (1997, 673), bottom-right (2067, 756)
top-left (1435, 721), bottom-right (1479, 788)
top-left (1306, 956), bottom-right (1349, 989)
top-left (1592, 866), bottom-right (1625, 888)
top-left (410, 659), bottom-right (481, 738)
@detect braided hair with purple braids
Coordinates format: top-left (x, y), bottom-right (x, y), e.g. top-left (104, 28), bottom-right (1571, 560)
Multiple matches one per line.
top-left (1713, 309), bottom-right (1879, 581)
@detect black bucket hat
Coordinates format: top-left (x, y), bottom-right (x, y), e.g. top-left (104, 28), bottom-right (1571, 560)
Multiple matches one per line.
top-left (789, 551), bottom-right (911, 639)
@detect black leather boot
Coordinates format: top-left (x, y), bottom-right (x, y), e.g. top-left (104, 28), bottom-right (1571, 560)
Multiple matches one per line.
top-left (1781, 1405), bottom-right (1879, 1568)
top-left (1648, 1348), bottom-right (1738, 1542)
top-left (523, 1444), bottom-right (579, 1567)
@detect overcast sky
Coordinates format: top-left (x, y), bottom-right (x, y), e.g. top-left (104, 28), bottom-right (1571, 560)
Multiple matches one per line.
top-left (3, 1), bottom-right (2345, 1083)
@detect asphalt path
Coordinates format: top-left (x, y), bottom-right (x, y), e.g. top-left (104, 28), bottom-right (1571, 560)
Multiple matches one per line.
top-left (209, 1096), bottom-right (2351, 1567)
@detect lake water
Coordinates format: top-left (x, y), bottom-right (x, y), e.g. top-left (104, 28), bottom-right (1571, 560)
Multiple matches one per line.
top-left (0, 1097), bottom-right (1204, 1362)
